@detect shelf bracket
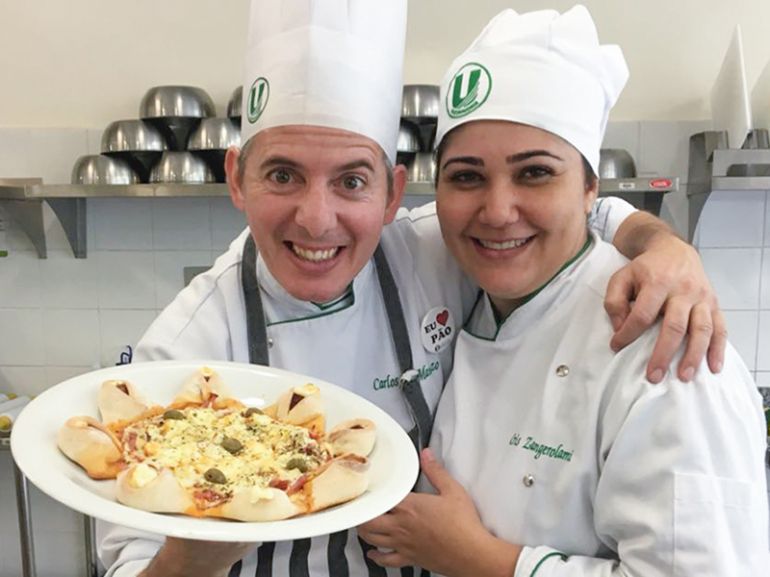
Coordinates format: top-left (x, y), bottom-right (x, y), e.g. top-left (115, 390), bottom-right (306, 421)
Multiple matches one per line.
top-left (0, 199), bottom-right (47, 259)
top-left (47, 198), bottom-right (87, 258)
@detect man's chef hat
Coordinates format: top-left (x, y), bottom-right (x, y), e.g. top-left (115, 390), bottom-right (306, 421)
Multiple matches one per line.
top-left (241, 0), bottom-right (407, 164)
top-left (435, 5), bottom-right (628, 174)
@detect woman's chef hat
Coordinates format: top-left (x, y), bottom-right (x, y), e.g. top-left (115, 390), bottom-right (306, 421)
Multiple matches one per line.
top-left (435, 5), bottom-right (628, 174)
top-left (240, 0), bottom-right (407, 164)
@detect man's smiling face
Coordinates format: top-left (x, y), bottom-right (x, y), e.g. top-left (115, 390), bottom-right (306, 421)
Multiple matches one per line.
top-left (226, 125), bottom-right (404, 303)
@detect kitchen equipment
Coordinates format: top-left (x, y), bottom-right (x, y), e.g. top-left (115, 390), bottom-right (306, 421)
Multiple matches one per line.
top-left (139, 85), bottom-right (216, 151)
top-left (710, 25), bottom-right (751, 149)
top-left (405, 152), bottom-right (436, 183)
top-left (227, 86), bottom-right (243, 124)
top-left (397, 121), bottom-right (421, 153)
top-left (71, 155), bottom-right (138, 185)
top-left (101, 119), bottom-right (166, 182)
top-left (402, 84), bottom-right (440, 120)
top-left (149, 151), bottom-right (216, 184)
top-left (396, 121), bottom-right (421, 166)
top-left (598, 149), bottom-right (637, 179)
top-left (402, 85), bottom-right (440, 151)
top-left (187, 118), bottom-right (241, 182)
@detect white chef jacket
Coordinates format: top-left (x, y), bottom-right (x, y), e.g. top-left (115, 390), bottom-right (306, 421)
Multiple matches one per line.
top-left (98, 199), bottom-right (634, 577)
top-left (429, 232), bottom-right (770, 577)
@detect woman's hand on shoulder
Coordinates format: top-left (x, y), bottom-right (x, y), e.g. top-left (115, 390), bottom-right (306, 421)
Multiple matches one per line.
top-left (605, 227), bottom-right (726, 384)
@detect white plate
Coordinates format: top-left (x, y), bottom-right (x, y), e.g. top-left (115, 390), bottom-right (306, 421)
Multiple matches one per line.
top-left (11, 360), bottom-right (418, 542)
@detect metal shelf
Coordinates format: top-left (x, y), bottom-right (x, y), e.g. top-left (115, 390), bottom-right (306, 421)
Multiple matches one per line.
top-left (0, 175), bottom-right (675, 260)
top-left (686, 130), bottom-right (770, 241)
top-left (0, 180), bottom-right (439, 260)
top-left (0, 180), bottom-right (231, 259)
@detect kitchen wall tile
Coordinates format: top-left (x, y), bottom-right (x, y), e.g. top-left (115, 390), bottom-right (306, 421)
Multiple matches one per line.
top-left (765, 190), bottom-right (770, 247)
top-left (29, 486), bottom-right (82, 533)
top-left (152, 198), bottom-right (212, 250)
top-left (762, 249), bottom-right (770, 310)
top-left (45, 366), bottom-right (93, 389)
top-left (0, 250), bottom-right (41, 308)
top-left (0, 530), bottom-right (21, 577)
top-left (601, 121), bottom-right (641, 164)
top-left (755, 372), bottom-right (770, 387)
top-left (0, 128), bottom-right (88, 184)
top-left (0, 309), bottom-right (44, 365)
top-left (155, 250), bottom-right (213, 309)
top-left (39, 249), bottom-right (99, 309)
top-left (757, 311), bottom-right (770, 371)
top-left (43, 309), bottom-right (100, 367)
top-left (99, 309), bottom-right (157, 367)
top-left (95, 251), bottom-right (156, 309)
top-left (90, 198), bottom-right (154, 251)
top-left (695, 190), bottom-right (766, 248)
top-left (0, 366), bottom-right (47, 398)
top-left (638, 120), bottom-right (711, 181)
top-left (34, 529), bottom-right (85, 577)
top-left (211, 197), bottom-right (246, 250)
top-left (723, 311), bottom-right (759, 371)
top-left (699, 248), bottom-right (762, 309)
top-left (659, 187), bottom-right (689, 240)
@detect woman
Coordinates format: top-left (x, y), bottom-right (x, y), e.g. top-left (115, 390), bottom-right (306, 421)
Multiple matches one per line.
top-left (358, 6), bottom-right (769, 576)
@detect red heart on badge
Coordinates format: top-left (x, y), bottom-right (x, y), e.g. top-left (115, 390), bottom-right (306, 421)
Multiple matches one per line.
top-left (436, 310), bottom-right (449, 326)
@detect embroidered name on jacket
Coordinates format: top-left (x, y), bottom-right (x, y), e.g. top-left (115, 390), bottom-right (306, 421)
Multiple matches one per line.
top-left (509, 433), bottom-right (574, 462)
top-left (372, 361), bottom-right (440, 391)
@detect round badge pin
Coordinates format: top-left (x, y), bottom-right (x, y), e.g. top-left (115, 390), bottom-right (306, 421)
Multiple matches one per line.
top-left (420, 307), bottom-right (455, 353)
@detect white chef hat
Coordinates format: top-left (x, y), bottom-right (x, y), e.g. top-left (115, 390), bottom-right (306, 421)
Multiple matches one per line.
top-left (435, 5), bottom-right (628, 174)
top-left (240, 0), bottom-right (407, 164)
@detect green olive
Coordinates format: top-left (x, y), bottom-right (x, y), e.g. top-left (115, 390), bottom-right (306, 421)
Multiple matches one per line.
top-left (286, 457), bottom-right (308, 473)
top-left (163, 409), bottom-right (185, 420)
top-left (221, 437), bottom-right (243, 454)
top-left (243, 407), bottom-right (263, 417)
top-left (204, 468), bottom-right (227, 484)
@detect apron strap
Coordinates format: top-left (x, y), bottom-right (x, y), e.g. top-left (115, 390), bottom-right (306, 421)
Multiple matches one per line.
top-left (242, 235), bottom-right (271, 366)
top-left (240, 235), bottom-right (433, 450)
top-left (373, 245), bottom-right (433, 451)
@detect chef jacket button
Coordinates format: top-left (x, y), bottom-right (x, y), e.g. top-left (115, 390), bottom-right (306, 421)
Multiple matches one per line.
top-left (555, 364), bottom-right (569, 377)
top-left (522, 474), bottom-right (535, 487)
top-left (267, 338), bottom-right (274, 348)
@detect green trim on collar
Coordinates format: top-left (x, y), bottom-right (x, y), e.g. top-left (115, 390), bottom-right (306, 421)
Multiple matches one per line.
top-left (463, 234), bottom-right (594, 341)
top-left (266, 287), bottom-right (356, 327)
top-left (494, 234), bottom-right (594, 327)
top-left (311, 284), bottom-right (354, 310)
top-left (529, 551), bottom-right (568, 576)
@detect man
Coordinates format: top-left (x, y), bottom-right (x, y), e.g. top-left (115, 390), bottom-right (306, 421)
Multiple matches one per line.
top-left (99, 2), bottom-right (725, 576)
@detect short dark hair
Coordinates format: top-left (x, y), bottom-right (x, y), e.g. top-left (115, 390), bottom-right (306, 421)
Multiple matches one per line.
top-left (236, 136), bottom-right (394, 196)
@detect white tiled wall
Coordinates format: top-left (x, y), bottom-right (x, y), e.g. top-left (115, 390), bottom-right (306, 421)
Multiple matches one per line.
top-left (2, 121), bottom-right (769, 575)
top-left (0, 126), bottom-right (246, 577)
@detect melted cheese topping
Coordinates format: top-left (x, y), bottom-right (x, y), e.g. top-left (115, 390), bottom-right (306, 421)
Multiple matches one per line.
top-left (121, 407), bottom-right (330, 501)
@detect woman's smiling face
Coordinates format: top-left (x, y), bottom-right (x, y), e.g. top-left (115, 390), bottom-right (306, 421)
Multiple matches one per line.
top-left (436, 120), bottom-right (598, 316)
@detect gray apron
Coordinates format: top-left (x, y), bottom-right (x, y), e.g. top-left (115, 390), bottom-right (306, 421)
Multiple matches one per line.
top-left (231, 235), bottom-right (432, 577)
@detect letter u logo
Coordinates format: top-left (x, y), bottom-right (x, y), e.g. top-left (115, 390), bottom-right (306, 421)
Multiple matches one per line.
top-left (446, 63), bottom-right (492, 119)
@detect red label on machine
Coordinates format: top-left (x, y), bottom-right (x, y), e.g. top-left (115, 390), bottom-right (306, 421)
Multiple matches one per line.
top-left (649, 178), bottom-right (672, 189)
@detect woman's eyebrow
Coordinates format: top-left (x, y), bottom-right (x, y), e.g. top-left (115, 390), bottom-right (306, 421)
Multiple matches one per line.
top-left (442, 156), bottom-right (484, 170)
top-left (506, 150), bottom-right (564, 163)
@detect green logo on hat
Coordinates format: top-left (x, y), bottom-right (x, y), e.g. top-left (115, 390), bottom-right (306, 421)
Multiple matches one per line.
top-left (446, 63), bottom-right (492, 118)
top-left (247, 77), bottom-right (270, 124)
